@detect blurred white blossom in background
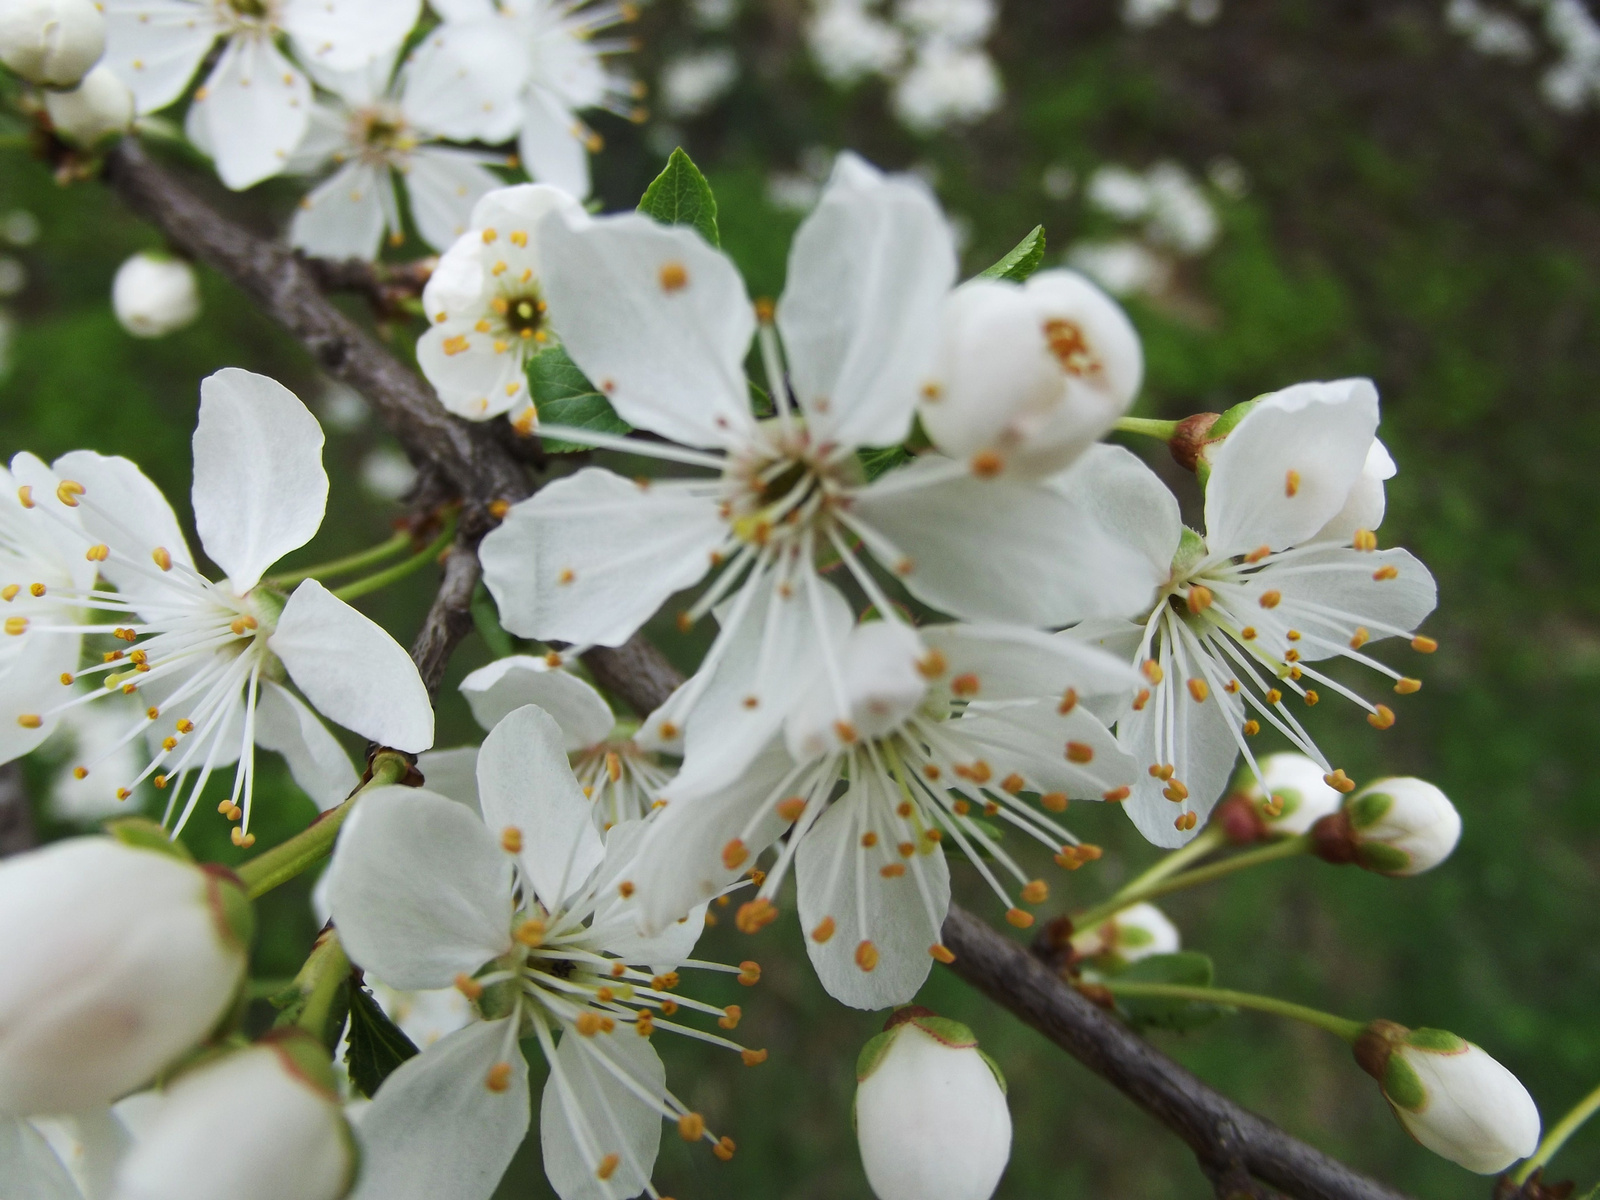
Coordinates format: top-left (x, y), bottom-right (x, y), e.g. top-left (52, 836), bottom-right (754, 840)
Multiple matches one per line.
top-left (1122, 0), bottom-right (1222, 28)
top-left (1068, 160), bottom-right (1221, 300)
top-left (659, 47), bottom-right (740, 118)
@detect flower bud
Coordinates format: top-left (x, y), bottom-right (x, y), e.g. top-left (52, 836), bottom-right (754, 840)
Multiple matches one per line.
top-left (0, 0), bottom-right (105, 88)
top-left (44, 63), bottom-right (132, 145)
top-left (0, 836), bottom-right (252, 1116)
top-left (112, 252), bottom-right (201, 339)
top-left (1241, 752), bottom-right (1344, 836)
top-left (855, 1008), bottom-right (1011, 1200)
top-left (1334, 777), bottom-right (1461, 876)
top-left (1354, 1020), bottom-right (1539, 1175)
top-left (921, 269), bottom-right (1142, 480)
top-left (1070, 902), bottom-right (1180, 969)
top-left (111, 1035), bottom-right (356, 1200)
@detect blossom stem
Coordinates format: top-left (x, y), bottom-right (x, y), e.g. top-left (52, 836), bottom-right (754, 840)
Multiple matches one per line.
top-left (236, 751), bottom-right (411, 900)
top-left (285, 930), bottom-right (353, 1049)
top-left (1114, 417), bottom-right (1182, 440)
top-left (1098, 980), bottom-right (1366, 1042)
top-left (331, 514), bottom-right (458, 602)
top-left (1071, 835), bottom-right (1311, 933)
top-left (266, 530), bottom-right (412, 587)
top-left (1512, 1078), bottom-right (1600, 1183)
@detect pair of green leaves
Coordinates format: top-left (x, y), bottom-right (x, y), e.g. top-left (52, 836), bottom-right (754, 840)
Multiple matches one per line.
top-left (1110, 952), bottom-right (1233, 1034)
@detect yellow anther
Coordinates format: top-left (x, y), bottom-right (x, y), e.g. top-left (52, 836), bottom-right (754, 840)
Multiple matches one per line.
top-left (454, 972), bottom-right (484, 1000)
top-left (116, 788), bottom-right (131, 801)
top-left (1395, 677), bottom-right (1422, 694)
top-left (1163, 779), bottom-right (1189, 802)
top-left (1411, 635), bottom-right (1438, 654)
top-left (736, 898), bottom-right (777, 934)
top-left (1304, 690), bottom-right (1320, 706)
top-left (72, 766), bottom-right (87, 779)
top-left (718, 1004), bottom-right (741, 1029)
top-left (86, 544), bottom-right (109, 562)
top-left (678, 1113), bottom-right (706, 1141)
top-left (1373, 565), bottom-right (1399, 581)
top-left (162, 737), bottom-right (177, 751)
top-left (951, 672), bottom-right (980, 697)
top-left (176, 719), bottom-right (194, 733)
top-left (1349, 626), bottom-right (1370, 649)
top-left (714, 1136), bottom-right (737, 1161)
top-left (659, 261), bottom-right (689, 292)
top-left (1367, 704), bottom-right (1396, 730)
top-left (0, 585), bottom-right (14, 602)
top-left (1353, 529), bottom-right (1378, 552)
top-left (231, 828), bottom-right (256, 848)
top-left (515, 918), bottom-right (546, 947)
top-left (557, 567), bottom-right (576, 585)
top-left (897, 840), bottom-right (915, 858)
top-left (1245, 544), bottom-right (1271, 563)
top-left (860, 831), bottom-right (878, 847)
top-left (1103, 785), bottom-right (1131, 802)
top-left (16, 486), bottom-right (32, 508)
top-left (1265, 688), bottom-right (1283, 705)
top-left (153, 775), bottom-right (167, 789)
top-left (618, 880), bottom-right (635, 898)
top-left (1186, 585), bottom-right (1214, 614)
top-left (501, 826), bottom-right (523, 853)
top-left (56, 480), bottom-right (85, 507)
top-left (969, 450), bottom-right (1004, 478)
top-left (915, 649), bottom-right (948, 679)
top-left (28, 582), bottom-right (44, 597)
top-left (1000, 772), bottom-right (1025, 794)
top-left (441, 335), bottom-right (470, 356)
top-left (1285, 469), bottom-right (1300, 497)
top-left (855, 940), bottom-right (880, 970)
top-left (229, 615), bottom-right (258, 635)
top-left (721, 838), bottom-right (748, 870)
top-left (145, 706), bottom-right (159, 720)
top-left (1285, 649), bottom-right (1301, 662)
top-left (509, 230), bottom-right (528, 247)
top-left (488, 499), bottom-right (511, 520)
top-left (1065, 742), bottom-right (1094, 764)
top-left (1141, 659), bottom-right (1164, 684)
top-left (1259, 590), bottom-right (1281, 609)
top-left (485, 1062), bottom-right (513, 1092)
top-left (741, 1048), bottom-right (768, 1068)
top-left (115, 627), bottom-right (137, 642)
top-left (1324, 769), bottom-right (1356, 793)
top-left (896, 800), bottom-right (913, 818)
top-left (152, 546), bottom-right (173, 571)
top-left (481, 228), bottom-right (498, 243)
top-left (17, 714), bottom-right (41, 728)
top-left (1148, 763), bottom-right (1174, 780)
top-left (605, 750), bottom-right (622, 782)
top-left (1243, 719), bottom-right (1260, 736)
top-left (1005, 908), bottom-right (1035, 929)
top-left (834, 720), bottom-right (858, 744)
top-left (575, 1012), bottom-right (603, 1037)
top-left (775, 796), bottom-right (806, 822)
top-left (810, 916), bottom-right (836, 943)
top-left (634, 1012), bottom-right (655, 1036)
top-left (1132, 687), bottom-right (1150, 711)
top-left (738, 961), bottom-right (761, 986)
top-left (930, 943), bottom-right (956, 964)
top-left (1240, 626), bottom-right (1257, 640)
top-left (61, 673), bottom-right (75, 685)
top-left (1021, 879), bottom-right (1049, 905)
top-left (4, 616), bottom-right (28, 635)
top-left (1188, 678), bottom-right (1209, 702)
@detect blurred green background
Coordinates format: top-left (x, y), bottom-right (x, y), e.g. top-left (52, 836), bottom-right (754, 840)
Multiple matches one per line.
top-left (4, 1), bottom-right (1600, 1197)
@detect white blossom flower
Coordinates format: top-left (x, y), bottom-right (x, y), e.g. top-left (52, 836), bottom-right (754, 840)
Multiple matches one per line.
top-left (0, 836), bottom-right (251, 1117)
top-left (806, 0), bottom-right (906, 85)
top-left (1066, 238), bottom-right (1168, 299)
top-left (415, 184), bottom-right (583, 422)
top-left (111, 1036), bottom-right (357, 1200)
top-left (1070, 901), bottom-right (1180, 968)
top-left (889, 40), bottom-right (1001, 134)
top-left (659, 47), bottom-right (739, 119)
top-left (43, 64), bottom-right (135, 145)
top-left (100, 0), bottom-right (421, 190)
top-left (1338, 777), bottom-right (1461, 876)
top-left (854, 1008), bottom-right (1010, 1200)
top-left (896, 0), bottom-right (994, 45)
top-left (429, 0), bottom-right (643, 199)
top-left (461, 654), bottom-right (675, 829)
top-left (1061, 381), bottom-right (1438, 848)
top-left (480, 154), bottom-right (1156, 790)
top-left (326, 703), bottom-right (759, 1200)
top-left (1358, 1022), bottom-right (1540, 1175)
top-left (1235, 750), bottom-right (1343, 836)
top-left (922, 269), bottom-right (1142, 480)
top-left (0, 0), bottom-right (105, 88)
top-left (112, 252), bottom-right (200, 339)
top-left (13, 368), bottom-right (433, 845)
top-left (630, 618), bottom-right (1138, 1009)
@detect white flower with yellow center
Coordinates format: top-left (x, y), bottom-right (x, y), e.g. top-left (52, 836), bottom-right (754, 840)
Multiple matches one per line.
top-left (480, 154), bottom-right (1156, 794)
top-left (416, 184), bottom-right (583, 423)
top-left (327, 704), bottom-right (760, 1200)
top-left (1063, 379), bottom-right (1438, 848)
top-left (629, 618), bottom-right (1138, 1010)
top-left (12, 368), bottom-right (433, 844)
top-left (101, 0), bottom-right (422, 190)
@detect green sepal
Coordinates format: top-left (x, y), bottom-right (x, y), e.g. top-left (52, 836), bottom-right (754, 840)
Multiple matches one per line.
top-left (1171, 527), bottom-right (1208, 578)
top-left (266, 1028), bottom-right (343, 1098)
top-left (344, 985), bottom-right (420, 1099)
top-left (105, 818), bottom-right (192, 861)
top-left (204, 867), bottom-right (256, 954)
top-left (1354, 841), bottom-right (1411, 875)
top-left (977, 1048), bottom-right (1008, 1095)
top-left (858, 445), bottom-right (910, 481)
top-left (638, 147), bottom-right (720, 247)
top-left (856, 1028), bottom-right (901, 1083)
top-left (1118, 925), bottom-right (1156, 949)
top-left (907, 1014), bottom-right (978, 1048)
top-left (1193, 398), bottom-right (1261, 488)
top-left (1346, 790), bottom-right (1393, 830)
top-left (1405, 1027), bottom-right (1469, 1054)
top-left (525, 345), bottom-right (631, 452)
top-left (979, 225), bottom-right (1046, 283)
top-left (1382, 1051), bottom-right (1428, 1111)
top-left (1114, 953), bottom-right (1232, 1033)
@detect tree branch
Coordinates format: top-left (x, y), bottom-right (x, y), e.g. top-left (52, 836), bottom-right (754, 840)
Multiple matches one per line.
top-left (91, 134), bottom-right (1413, 1200)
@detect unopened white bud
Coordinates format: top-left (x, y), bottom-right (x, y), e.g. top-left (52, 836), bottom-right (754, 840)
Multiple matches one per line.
top-left (111, 1037), bottom-right (356, 1200)
top-left (0, 836), bottom-right (252, 1116)
top-left (1355, 1021), bottom-right (1539, 1175)
top-left (1070, 902), bottom-right (1179, 968)
top-left (1344, 777), bottom-right (1460, 876)
top-left (1242, 752), bottom-right (1343, 835)
top-left (44, 64), bottom-right (133, 146)
top-left (922, 269), bottom-right (1142, 480)
top-left (0, 0), bottom-right (105, 88)
top-left (112, 253), bottom-right (201, 338)
top-left (855, 1009), bottom-right (1011, 1200)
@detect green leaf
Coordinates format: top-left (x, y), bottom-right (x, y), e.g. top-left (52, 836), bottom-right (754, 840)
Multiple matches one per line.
top-left (1114, 953), bottom-right (1232, 1033)
top-left (858, 445), bottom-right (910, 481)
top-left (526, 344), bottom-right (631, 452)
top-left (345, 986), bottom-right (419, 1100)
top-left (978, 225), bottom-right (1046, 283)
top-left (638, 147), bottom-right (720, 247)
top-left (470, 583), bottom-right (513, 658)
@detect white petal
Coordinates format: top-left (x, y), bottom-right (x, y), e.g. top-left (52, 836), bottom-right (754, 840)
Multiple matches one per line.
top-left (406, 149), bottom-right (505, 254)
top-left (585, 822), bottom-right (707, 966)
top-left (350, 1018), bottom-right (528, 1200)
top-left (270, 579), bottom-right (434, 752)
top-left (416, 318), bottom-right (531, 421)
top-left (519, 90), bottom-right (590, 200)
top-left (918, 623), bottom-right (1142, 703)
top-left (854, 457), bottom-right (1159, 625)
top-left (429, 0), bottom-right (495, 20)
top-left (785, 620), bottom-right (928, 760)
top-left (414, 747), bottom-right (481, 813)
top-left (953, 703), bottom-right (1137, 800)
top-left (777, 153), bottom-right (955, 449)
top-left (537, 210), bottom-right (756, 448)
top-left (192, 368), bottom-right (328, 593)
top-left (1249, 546), bottom-right (1436, 661)
top-left (100, 1), bottom-right (220, 115)
top-left (460, 657), bottom-right (614, 750)
top-left (479, 469), bottom-right (724, 646)
top-left (401, 20), bottom-right (528, 143)
top-left (1204, 379), bottom-right (1379, 559)
top-left (795, 781), bottom-right (950, 1009)
top-left (1049, 443), bottom-right (1182, 576)
top-left (327, 787), bottom-right (513, 989)
top-left (282, 0), bottom-right (421, 71)
top-left (469, 183), bottom-right (586, 243)
top-left (253, 682), bottom-right (357, 810)
top-left (0, 1118), bottom-right (83, 1200)
top-left (1314, 438), bottom-right (1396, 544)
top-left (540, 1028), bottom-right (664, 1200)
top-left (475, 704), bottom-right (604, 912)
top-left (194, 38), bottom-right (311, 191)
top-left (289, 162), bottom-right (387, 262)
top-left (0, 631), bottom-right (90, 765)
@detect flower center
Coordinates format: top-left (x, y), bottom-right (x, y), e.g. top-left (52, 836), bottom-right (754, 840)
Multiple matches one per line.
top-left (350, 107), bottom-right (415, 166)
top-left (222, 0), bottom-right (277, 28)
top-left (723, 430), bottom-right (856, 550)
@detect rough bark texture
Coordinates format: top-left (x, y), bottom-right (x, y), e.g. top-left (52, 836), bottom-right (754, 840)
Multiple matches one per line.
top-left (96, 135), bottom-right (1417, 1200)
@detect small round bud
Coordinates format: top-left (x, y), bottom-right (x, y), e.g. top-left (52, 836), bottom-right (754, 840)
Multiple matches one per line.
top-left (1241, 752), bottom-right (1344, 836)
top-left (855, 1008), bottom-right (1011, 1200)
top-left (0, 0), bottom-right (105, 88)
top-left (921, 270), bottom-right (1142, 480)
top-left (1354, 1021), bottom-right (1539, 1175)
top-left (44, 64), bottom-right (132, 146)
top-left (110, 1036), bottom-right (356, 1200)
top-left (1070, 902), bottom-right (1179, 969)
top-left (1343, 777), bottom-right (1461, 876)
top-left (0, 836), bottom-right (251, 1116)
top-left (112, 253), bottom-right (201, 339)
